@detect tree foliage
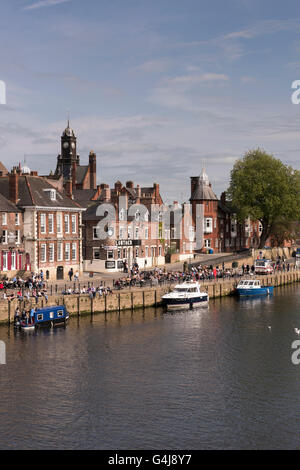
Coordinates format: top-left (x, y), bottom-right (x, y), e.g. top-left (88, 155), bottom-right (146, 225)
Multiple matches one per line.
top-left (227, 149), bottom-right (300, 248)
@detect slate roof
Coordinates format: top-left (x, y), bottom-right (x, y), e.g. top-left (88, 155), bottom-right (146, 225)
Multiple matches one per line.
top-left (76, 165), bottom-right (89, 185)
top-left (73, 189), bottom-right (98, 207)
top-left (83, 201), bottom-right (135, 222)
top-left (83, 202), bottom-right (106, 221)
top-left (0, 193), bottom-right (21, 213)
top-left (0, 162), bottom-right (8, 176)
top-left (190, 177), bottom-right (218, 201)
top-left (0, 176), bottom-right (83, 209)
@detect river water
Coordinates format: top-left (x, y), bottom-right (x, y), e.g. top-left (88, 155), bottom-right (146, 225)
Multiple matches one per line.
top-left (1, 285), bottom-right (300, 450)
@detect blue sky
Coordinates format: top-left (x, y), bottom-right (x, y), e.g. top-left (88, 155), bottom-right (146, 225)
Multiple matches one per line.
top-left (1, 0), bottom-right (300, 202)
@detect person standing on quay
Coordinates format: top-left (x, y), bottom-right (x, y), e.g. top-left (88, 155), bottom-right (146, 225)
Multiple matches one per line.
top-left (68, 268), bottom-right (73, 282)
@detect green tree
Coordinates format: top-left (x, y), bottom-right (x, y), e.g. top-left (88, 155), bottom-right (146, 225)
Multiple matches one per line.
top-left (227, 149), bottom-right (300, 248)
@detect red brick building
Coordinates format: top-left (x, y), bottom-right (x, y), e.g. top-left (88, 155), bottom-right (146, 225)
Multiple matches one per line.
top-left (0, 168), bottom-right (85, 280)
top-left (82, 180), bottom-right (165, 272)
top-left (0, 191), bottom-right (24, 274)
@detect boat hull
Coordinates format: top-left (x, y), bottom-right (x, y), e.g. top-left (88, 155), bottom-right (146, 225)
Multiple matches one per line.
top-left (162, 296), bottom-right (209, 310)
top-left (237, 286), bottom-right (274, 296)
top-left (20, 323), bottom-right (35, 331)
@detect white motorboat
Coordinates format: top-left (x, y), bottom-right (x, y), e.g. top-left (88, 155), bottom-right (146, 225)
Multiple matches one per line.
top-left (162, 282), bottom-right (209, 310)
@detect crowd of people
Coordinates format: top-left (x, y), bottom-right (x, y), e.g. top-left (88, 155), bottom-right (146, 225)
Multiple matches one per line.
top-left (14, 306), bottom-right (36, 326)
top-left (0, 271), bottom-right (49, 303)
top-left (0, 256), bottom-right (297, 302)
top-left (62, 284), bottom-right (113, 297)
top-left (112, 257), bottom-right (296, 289)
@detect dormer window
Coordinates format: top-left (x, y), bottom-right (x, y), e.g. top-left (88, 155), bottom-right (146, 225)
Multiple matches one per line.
top-left (50, 189), bottom-right (56, 201)
top-left (44, 189), bottom-right (56, 201)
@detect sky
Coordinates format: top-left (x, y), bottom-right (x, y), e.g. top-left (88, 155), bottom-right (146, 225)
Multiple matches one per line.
top-left (1, 0), bottom-right (300, 203)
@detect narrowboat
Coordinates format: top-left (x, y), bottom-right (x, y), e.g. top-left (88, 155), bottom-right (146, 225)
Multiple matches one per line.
top-left (236, 279), bottom-right (274, 297)
top-left (18, 306), bottom-right (69, 330)
top-left (162, 282), bottom-right (209, 310)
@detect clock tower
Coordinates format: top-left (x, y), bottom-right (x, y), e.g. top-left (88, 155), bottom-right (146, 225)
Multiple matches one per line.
top-left (55, 120), bottom-right (80, 180)
top-left (54, 120), bottom-right (98, 192)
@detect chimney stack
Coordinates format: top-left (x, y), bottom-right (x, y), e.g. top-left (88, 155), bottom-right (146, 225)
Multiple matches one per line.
top-left (89, 151), bottom-right (96, 190)
top-left (153, 183), bottom-right (160, 202)
top-left (221, 191), bottom-right (226, 205)
top-left (100, 183), bottom-right (111, 202)
top-left (190, 177), bottom-right (200, 199)
top-left (9, 169), bottom-right (19, 204)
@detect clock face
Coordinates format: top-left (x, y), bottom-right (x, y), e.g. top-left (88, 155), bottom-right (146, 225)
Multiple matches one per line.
top-left (63, 142), bottom-right (69, 149)
top-left (71, 142), bottom-right (75, 149)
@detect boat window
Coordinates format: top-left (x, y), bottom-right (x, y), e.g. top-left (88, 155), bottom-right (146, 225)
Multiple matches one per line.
top-left (249, 281), bottom-right (254, 286)
top-left (243, 281), bottom-right (249, 285)
top-left (174, 288), bottom-right (188, 293)
top-left (254, 281), bottom-right (259, 286)
top-left (188, 288), bottom-right (197, 293)
top-left (37, 314), bottom-right (43, 321)
top-left (50, 312), bottom-right (54, 319)
top-left (57, 310), bottom-right (64, 317)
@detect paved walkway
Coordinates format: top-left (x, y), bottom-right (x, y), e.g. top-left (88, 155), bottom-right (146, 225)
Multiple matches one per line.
top-left (77, 252), bottom-right (237, 286)
top-left (16, 252), bottom-right (297, 295)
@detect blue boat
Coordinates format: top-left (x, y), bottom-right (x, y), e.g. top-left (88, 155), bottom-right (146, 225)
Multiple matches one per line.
top-left (236, 279), bottom-right (274, 297)
top-left (18, 306), bottom-right (69, 330)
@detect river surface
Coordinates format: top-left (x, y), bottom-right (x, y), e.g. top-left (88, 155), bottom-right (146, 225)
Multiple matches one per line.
top-left (1, 285), bottom-right (300, 450)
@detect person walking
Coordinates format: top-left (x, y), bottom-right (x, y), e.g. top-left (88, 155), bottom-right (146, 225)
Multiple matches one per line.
top-left (68, 268), bottom-right (74, 282)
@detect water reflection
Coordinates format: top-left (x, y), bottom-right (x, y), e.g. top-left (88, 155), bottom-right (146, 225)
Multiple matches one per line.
top-left (1, 285), bottom-right (300, 449)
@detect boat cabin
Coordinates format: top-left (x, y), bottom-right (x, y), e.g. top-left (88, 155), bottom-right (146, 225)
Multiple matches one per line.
top-left (34, 305), bottom-right (68, 326)
top-left (237, 280), bottom-right (262, 289)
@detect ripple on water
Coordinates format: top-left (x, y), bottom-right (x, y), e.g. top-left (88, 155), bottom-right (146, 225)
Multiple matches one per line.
top-left (1, 285), bottom-right (300, 449)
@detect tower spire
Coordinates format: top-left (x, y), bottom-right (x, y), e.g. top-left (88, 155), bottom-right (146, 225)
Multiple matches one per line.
top-left (200, 159), bottom-right (209, 185)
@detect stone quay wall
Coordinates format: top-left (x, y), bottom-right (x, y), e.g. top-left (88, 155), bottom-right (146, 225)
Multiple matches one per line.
top-left (1, 270), bottom-right (300, 325)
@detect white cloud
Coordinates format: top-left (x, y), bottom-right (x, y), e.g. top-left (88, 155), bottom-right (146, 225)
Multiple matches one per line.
top-left (23, 0), bottom-right (72, 11)
top-left (165, 73), bottom-right (229, 86)
top-left (149, 72), bottom-right (230, 112)
top-left (175, 18), bottom-right (300, 62)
